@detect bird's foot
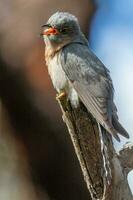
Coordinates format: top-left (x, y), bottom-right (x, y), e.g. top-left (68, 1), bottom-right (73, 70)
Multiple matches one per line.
top-left (56, 92), bottom-right (66, 101)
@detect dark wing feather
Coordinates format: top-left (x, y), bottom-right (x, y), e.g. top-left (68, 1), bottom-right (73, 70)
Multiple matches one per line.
top-left (61, 43), bottom-right (117, 135)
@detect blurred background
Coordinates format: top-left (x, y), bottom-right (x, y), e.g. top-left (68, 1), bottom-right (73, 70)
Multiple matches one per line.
top-left (90, 0), bottom-right (133, 192)
top-left (0, 0), bottom-right (132, 199)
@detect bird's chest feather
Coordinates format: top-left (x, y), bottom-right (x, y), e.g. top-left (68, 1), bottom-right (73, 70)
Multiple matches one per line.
top-left (47, 52), bottom-right (68, 92)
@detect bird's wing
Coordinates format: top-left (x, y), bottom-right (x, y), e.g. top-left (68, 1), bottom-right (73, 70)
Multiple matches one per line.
top-left (61, 43), bottom-right (115, 133)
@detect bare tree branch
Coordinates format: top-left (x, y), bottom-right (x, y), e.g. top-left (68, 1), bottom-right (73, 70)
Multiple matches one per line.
top-left (119, 142), bottom-right (133, 173)
top-left (57, 96), bottom-right (133, 200)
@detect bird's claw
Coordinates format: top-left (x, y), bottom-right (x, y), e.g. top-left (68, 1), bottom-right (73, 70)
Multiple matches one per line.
top-left (56, 92), bottom-right (66, 100)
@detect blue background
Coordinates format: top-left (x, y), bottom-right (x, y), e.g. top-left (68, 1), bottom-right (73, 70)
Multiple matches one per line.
top-left (90, 0), bottom-right (133, 192)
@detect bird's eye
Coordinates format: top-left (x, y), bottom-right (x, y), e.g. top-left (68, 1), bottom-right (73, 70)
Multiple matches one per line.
top-left (60, 28), bottom-right (68, 34)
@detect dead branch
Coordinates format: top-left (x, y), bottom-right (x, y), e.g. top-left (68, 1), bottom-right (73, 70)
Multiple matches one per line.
top-left (119, 142), bottom-right (133, 173)
top-left (57, 96), bottom-right (133, 200)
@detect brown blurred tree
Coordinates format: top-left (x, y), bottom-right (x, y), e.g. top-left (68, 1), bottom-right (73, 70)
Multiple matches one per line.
top-left (0, 0), bottom-right (95, 199)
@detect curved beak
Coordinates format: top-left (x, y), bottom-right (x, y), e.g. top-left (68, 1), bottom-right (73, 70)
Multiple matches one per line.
top-left (41, 24), bottom-right (51, 28)
top-left (41, 24), bottom-right (59, 36)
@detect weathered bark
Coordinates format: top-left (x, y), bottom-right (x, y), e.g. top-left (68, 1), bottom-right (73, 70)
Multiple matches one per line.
top-left (57, 96), bottom-right (133, 200)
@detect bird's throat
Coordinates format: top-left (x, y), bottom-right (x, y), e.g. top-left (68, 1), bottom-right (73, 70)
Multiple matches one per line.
top-left (44, 38), bottom-right (71, 62)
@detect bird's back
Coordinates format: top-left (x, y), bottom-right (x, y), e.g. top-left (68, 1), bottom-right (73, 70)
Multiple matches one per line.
top-left (60, 42), bottom-right (129, 140)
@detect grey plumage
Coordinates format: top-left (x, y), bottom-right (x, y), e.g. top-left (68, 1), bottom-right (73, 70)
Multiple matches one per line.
top-left (42, 11), bottom-right (129, 140)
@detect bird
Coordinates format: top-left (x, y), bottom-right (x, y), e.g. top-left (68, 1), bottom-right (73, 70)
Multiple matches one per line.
top-left (41, 11), bottom-right (129, 141)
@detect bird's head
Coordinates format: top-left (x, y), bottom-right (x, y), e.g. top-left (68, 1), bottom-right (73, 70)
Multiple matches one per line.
top-left (41, 12), bottom-right (81, 48)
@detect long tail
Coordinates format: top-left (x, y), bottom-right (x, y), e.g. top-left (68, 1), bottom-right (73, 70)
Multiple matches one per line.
top-left (98, 124), bottom-right (112, 197)
top-left (112, 115), bottom-right (129, 139)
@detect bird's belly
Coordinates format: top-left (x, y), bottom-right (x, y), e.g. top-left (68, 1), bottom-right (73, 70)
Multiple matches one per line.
top-left (48, 56), bottom-right (68, 92)
top-left (47, 54), bottom-right (79, 108)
